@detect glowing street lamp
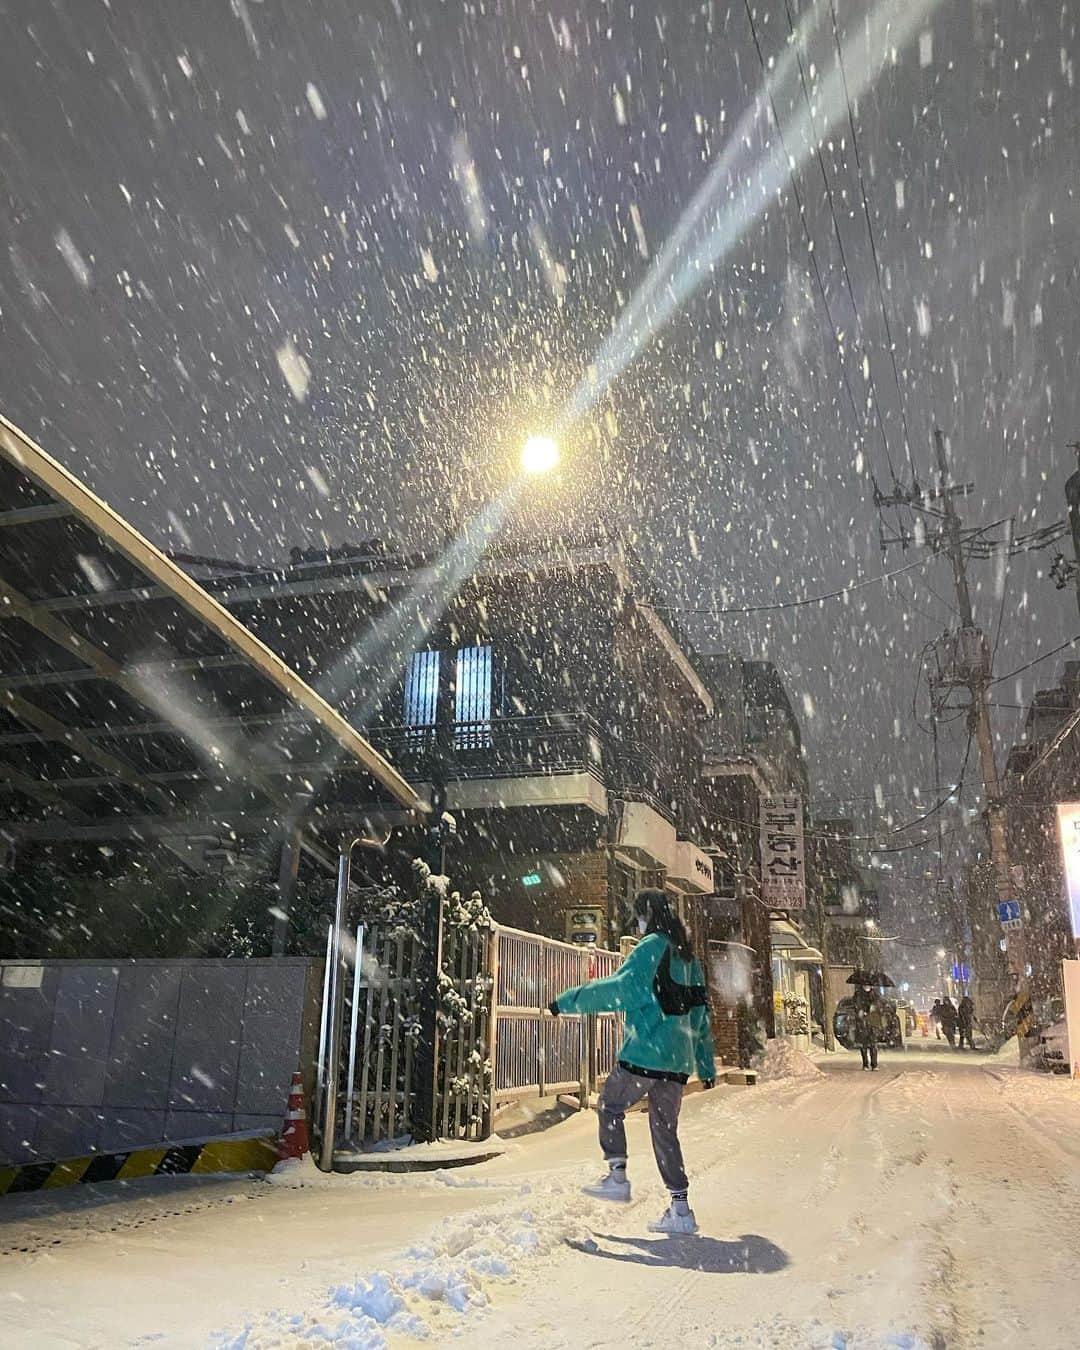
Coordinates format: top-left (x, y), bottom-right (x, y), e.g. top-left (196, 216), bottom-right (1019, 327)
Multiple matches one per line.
top-left (520, 435), bottom-right (560, 475)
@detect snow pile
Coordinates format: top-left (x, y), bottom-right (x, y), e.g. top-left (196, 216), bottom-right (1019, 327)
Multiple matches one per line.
top-left (215, 1173), bottom-right (584, 1346)
top-left (754, 1038), bottom-right (825, 1081)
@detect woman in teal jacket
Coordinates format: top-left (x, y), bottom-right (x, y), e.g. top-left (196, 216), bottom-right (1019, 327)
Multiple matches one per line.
top-left (550, 889), bottom-right (716, 1234)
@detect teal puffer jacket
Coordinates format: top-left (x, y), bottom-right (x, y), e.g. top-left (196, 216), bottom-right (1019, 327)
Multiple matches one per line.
top-left (555, 932), bottom-right (716, 1081)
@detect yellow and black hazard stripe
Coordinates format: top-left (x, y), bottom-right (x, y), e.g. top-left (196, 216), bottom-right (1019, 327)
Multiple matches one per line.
top-left (0, 1132), bottom-right (278, 1197)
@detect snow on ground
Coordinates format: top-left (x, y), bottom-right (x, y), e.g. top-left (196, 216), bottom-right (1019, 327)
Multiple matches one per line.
top-left (2, 1041), bottom-right (1079, 1349)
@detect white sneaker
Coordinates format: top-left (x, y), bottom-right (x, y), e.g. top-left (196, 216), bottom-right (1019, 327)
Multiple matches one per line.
top-left (582, 1171), bottom-right (632, 1202)
top-left (648, 1202), bottom-right (698, 1234)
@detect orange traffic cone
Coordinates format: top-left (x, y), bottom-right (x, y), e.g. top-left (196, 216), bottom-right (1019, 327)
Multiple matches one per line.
top-left (278, 1070), bottom-right (310, 1160)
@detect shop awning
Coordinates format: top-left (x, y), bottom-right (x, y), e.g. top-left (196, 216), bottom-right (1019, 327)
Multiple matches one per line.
top-left (770, 917), bottom-right (822, 964)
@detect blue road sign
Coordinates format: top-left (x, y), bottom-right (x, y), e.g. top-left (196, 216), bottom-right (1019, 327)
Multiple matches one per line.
top-left (997, 900), bottom-right (1021, 924)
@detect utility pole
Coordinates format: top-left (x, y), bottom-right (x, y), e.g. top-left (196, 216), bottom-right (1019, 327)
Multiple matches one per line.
top-left (877, 429), bottom-right (1022, 1028)
top-left (930, 714), bottom-right (965, 997)
top-left (929, 429), bottom-right (1020, 990)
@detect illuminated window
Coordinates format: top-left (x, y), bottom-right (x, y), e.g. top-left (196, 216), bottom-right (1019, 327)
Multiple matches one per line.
top-left (455, 645), bottom-right (493, 748)
top-left (403, 650), bottom-right (440, 740)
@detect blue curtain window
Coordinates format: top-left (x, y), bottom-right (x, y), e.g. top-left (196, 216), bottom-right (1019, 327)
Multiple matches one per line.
top-left (455, 645), bottom-right (493, 748)
top-left (403, 650), bottom-right (440, 738)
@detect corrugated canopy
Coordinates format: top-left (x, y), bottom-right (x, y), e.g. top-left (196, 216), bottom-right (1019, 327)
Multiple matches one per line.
top-left (0, 414), bottom-right (422, 866)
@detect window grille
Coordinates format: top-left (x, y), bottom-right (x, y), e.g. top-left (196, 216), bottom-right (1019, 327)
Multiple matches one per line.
top-left (403, 649), bottom-right (440, 744)
top-left (455, 645), bottom-right (493, 749)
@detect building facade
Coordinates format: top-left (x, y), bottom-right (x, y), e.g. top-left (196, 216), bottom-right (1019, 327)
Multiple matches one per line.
top-left (695, 654), bottom-right (819, 1060)
top-left (208, 529), bottom-right (717, 946)
top-left (999, 661), bottom-right (1080, 1025)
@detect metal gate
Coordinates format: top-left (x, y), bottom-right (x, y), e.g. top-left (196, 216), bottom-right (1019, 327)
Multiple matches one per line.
top-left (316, 914), bottom-right (622, 1157)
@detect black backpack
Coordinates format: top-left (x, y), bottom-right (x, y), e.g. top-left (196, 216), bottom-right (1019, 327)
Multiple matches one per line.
top-left (653, 943), bottom-right (708, 1016)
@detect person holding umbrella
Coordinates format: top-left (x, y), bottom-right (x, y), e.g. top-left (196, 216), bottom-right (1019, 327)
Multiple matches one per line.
top-left (851, 981), bottom-right (880, 1070)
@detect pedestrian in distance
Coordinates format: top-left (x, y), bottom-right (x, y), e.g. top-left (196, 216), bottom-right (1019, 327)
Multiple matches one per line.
top-left (938, 996), bottom-right (958, 1048)
top-left (549, 888), bottom-right (716, 1235)
top-left (852, 983), bottom-right (880, 1070)
top-left (957, 994), bottom-right (976, 1051)
top-left (930, 998), bottom-right (944, 1040)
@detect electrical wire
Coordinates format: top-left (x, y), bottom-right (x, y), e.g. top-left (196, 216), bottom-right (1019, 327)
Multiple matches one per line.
top-left (869, 816), bottom-right (977, 855)
top-left (653, 552), bottom-right (932, 617)
top-left (703, 737), bottom-right (971, 849)
top-left (988, 634), bottom-right (1080, 687)
top-left (828, 0), bottom-right (917, 482)
top-left (741, 0), bottom-right (890, 482)
top-left (964, 519), bottom-right (1067, 557)
top-left (781, 0), bottom-right (895, 481)
top-left (880, 729), bottom-right (973, 838)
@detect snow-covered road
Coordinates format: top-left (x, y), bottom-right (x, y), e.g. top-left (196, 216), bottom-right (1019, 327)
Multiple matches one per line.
top-left (2, 1045), bottom-right (1079, 1350)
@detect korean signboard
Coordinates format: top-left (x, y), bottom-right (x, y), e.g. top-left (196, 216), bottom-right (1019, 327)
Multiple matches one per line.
top-left (760, 795), bottom-right (806, 910)
top-left (1056, 802), bottom-right (1080, 941)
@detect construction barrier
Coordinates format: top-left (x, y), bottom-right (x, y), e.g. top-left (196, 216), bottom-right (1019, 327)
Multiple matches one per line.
top-left (0, 1130), bottom-right (278, 1197)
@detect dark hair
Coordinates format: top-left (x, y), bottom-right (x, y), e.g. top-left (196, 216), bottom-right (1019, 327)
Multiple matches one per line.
top-left (634, 888), bottom-right (694, 961)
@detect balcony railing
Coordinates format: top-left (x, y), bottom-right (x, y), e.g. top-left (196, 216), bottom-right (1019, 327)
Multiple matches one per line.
top-left (368, 713), bottom-right (606, 783)
top-left (367, 714), bottom-right (705, 837)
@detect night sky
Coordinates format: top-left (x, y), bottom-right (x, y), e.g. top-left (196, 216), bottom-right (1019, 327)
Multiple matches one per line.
top-left (2, 0), bottom-right (1078, 904)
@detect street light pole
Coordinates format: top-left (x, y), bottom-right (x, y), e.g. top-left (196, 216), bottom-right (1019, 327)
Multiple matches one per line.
top-left (318, 829), bottom-right (393, 1171)
top-left (319, 834), bottom-right (358, 1172)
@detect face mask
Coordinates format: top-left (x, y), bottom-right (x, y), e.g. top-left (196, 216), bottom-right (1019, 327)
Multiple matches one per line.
top-left (636, 915), bottom-right (648, 935)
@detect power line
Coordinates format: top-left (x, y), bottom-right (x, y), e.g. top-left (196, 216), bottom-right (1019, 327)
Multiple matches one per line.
top-left (699, 793), bottom-right (968, 853)
top-left (828, 0), bottom-right (917, 482)
top-left (741, 0), bottom-right (882, 480)
top-left (989, 634), bottom-right (1080, 687)
top-left (781, 0), bottom-right (897, 483)
top-left (870, 817), bottom-right (977, 855)
top-left (655, 552), bottom-right (932, 617)
top-left (965, 519), bottom-right (1067, 558)
top-left (884, 728), bottom-right (973, 839)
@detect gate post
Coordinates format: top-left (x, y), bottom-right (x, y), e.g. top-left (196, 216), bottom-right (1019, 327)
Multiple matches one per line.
top-left (318, 839), bottom-right (354, 1170)
top-left (579, 1016), bottom-right (590, 1110)
top-left (484, 926), bottom-right (501, 1134)
top-left (411, 880), bottom-right (445, 1142)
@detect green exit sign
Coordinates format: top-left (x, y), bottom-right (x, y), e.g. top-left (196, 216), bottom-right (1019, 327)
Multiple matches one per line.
top-left (521, 872), bottom-right (542, 887)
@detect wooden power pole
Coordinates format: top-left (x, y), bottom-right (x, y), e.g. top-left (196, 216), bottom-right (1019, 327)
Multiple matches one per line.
top-left (878, 430), bottom-right (1023, 1019)
top-left (928, 430), bottom-right (1019, 976)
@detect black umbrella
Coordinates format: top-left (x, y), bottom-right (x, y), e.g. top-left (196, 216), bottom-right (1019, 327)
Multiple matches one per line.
top-left (867, 971), bottom-right (896, 988)
top-left (845, 969), bottom-right (871, 985)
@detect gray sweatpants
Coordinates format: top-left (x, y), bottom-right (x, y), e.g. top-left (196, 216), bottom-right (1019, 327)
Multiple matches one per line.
top-left (598, 1063), bottom-right (689, 1194)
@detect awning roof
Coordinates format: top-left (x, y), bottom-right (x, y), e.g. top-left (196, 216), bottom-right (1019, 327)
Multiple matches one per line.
top-left (770, 917), bottom-right (819, 957)
top-left (786, 946), bottom-right (825, 964)
top-left (0, 414), bottom-right (422, 863)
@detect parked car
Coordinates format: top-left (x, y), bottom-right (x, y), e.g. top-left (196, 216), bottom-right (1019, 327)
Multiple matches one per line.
top-left (833, 995), bottom-right (904, 1051)
top-left (1030, 997), bottom-right (1070, 1074)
